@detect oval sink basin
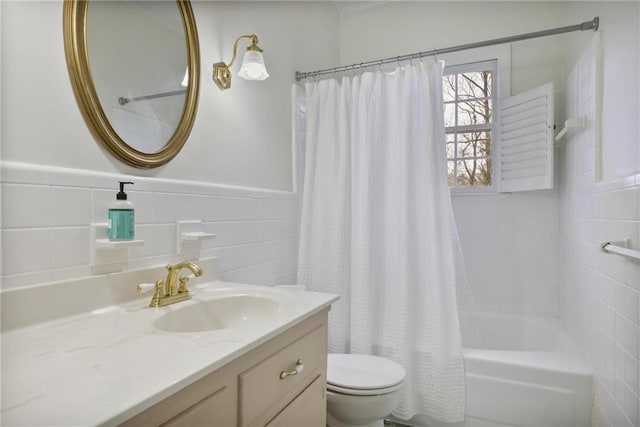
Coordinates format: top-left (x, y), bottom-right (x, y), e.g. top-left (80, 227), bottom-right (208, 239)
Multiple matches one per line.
top-left (153, 295), bottom-right (281, 333)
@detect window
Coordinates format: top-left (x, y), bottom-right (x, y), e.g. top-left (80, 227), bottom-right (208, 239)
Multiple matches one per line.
top-left (443, 60), bottom-right (497, 189)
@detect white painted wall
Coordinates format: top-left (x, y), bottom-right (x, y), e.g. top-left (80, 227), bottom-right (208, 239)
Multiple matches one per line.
top-left (190, 1), bottom-right (340, 191)
top-left (1, 0), bottom-right (339, 191)
top-left (340, 1), bottom-right (570, 96)
top-left (0, 1), bottom-right (340, 288)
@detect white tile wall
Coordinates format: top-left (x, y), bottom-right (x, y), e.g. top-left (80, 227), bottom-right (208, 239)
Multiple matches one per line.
top-left (451, 190), bottom-right (561, 318)
top-left (560, 36), bottom-right (640, 427)
top-left (452, 28), bottom-right (639, 425)
top-left (0, 161), bottom-right (300, 290)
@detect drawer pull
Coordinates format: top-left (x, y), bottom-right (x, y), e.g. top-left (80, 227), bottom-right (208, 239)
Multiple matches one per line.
top-left (279, 359), bottom-right (304, 380)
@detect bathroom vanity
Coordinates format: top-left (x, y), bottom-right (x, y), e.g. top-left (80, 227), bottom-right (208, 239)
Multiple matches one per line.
top-left (123, 310), bottom-right (328, 426)
top-left (0, 257), bottom-right (338, 426)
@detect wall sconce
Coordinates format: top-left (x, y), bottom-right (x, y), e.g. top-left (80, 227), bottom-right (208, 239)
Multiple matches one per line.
top-left (213, 34), bottom-right (269, 90)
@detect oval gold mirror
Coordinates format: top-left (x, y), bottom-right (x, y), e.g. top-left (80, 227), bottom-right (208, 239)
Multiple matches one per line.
top-left (63, 0), bottom-right (200, 169)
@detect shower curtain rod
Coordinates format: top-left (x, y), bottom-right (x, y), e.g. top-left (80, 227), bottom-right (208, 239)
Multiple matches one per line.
top-left (295, 17), bottom-right (599, 81)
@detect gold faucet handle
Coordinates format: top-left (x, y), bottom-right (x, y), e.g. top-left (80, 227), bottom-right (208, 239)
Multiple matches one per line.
top-left (150, 280), bottom-right (166, 307)
top-left (178, 275), bottom-right (190, 293)
top-left (137, 280), bottom-right (167, 307)
top-left (137, 282), bottom-right (156, 293)
top-left (137, 280), bottom-right (165, 294)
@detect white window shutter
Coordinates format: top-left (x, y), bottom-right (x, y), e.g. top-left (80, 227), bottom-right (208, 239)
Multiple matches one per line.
top-left (498, 82), bottom-right (554, 192)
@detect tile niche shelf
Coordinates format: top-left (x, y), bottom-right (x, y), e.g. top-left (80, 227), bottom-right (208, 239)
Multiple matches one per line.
top-left (90, 223), bottom-right (145, 274)
top-left (177, 220), bottom-right (216, 255)
top-left (95, 238), bottom-right (145, 249)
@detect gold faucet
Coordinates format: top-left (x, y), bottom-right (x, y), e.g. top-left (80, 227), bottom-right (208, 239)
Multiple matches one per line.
top-left (142, 261), bottom-right (203, 307)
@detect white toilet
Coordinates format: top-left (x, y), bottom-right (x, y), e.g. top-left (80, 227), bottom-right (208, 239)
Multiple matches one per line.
top-left (326, 353), bottom-right (406, 427)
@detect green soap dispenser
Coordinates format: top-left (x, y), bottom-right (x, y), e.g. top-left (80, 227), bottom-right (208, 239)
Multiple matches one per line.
top-left (108, 181), bottom-right (135, 241)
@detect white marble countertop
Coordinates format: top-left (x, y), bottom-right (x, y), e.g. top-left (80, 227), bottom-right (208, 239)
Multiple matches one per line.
top-left (1, 280), bottom-right (337, 426)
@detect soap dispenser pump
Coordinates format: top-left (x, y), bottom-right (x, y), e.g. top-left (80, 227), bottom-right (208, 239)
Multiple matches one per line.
top-left (108, 181), bottom-right (135, 241)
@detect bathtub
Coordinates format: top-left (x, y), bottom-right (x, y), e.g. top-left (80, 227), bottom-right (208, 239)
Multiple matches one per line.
top-left (396, 312), bottom-right (593, 427)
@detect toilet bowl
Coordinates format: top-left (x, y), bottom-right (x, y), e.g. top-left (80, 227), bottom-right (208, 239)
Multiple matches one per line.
top-left (326, 353), bottom-right (406, 427)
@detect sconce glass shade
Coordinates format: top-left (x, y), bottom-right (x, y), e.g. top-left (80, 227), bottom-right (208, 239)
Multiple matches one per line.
top-left (238, 50), bottom-right (269, 81)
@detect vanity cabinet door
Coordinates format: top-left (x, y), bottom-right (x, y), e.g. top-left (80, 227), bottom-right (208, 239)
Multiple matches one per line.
top-left (161, 383), bottom-right (235, 426)
top-left (120, 367), bottom-right (237, 427)
top-left (266, 374), bottom-right (326, 427)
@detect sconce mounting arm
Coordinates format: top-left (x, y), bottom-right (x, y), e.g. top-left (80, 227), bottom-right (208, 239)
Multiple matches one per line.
top-left (227, 34), bottom-right (261, 69)
top-left (213, 34), bottom-right (263, 90)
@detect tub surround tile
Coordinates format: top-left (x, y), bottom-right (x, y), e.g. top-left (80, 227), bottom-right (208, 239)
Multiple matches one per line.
top-left (616, 284), bottom-right (640, 325)
top-left (622, 378), bottom-right (640, 426)
top-left (246, 198), bottom-right (261, 220)
top-left (557, 28), bottom-right (640, 426)
top-left (260, 198), bottom-right (276, 219)
top-left (452, 191), bottom-right (561, 318)
top-left (562, 169), bottom-right (640, 423)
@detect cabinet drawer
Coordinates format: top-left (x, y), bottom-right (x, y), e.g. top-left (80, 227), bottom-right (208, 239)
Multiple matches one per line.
top-left (239, 324), bottom-right (326, 425)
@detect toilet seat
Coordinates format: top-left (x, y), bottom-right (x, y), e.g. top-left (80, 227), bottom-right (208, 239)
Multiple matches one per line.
top-left (327, 381), bottom-right (404, 396)
top-left (327, 354), bottom-right (406, 396)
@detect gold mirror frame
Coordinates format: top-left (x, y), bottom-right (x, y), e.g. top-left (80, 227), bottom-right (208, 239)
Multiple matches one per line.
top-left (63, 0), bottom-right (200, 169)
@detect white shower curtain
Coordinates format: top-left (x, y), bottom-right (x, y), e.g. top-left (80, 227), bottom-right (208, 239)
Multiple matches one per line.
top-left (297, 60), bottom-right (465, 422)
